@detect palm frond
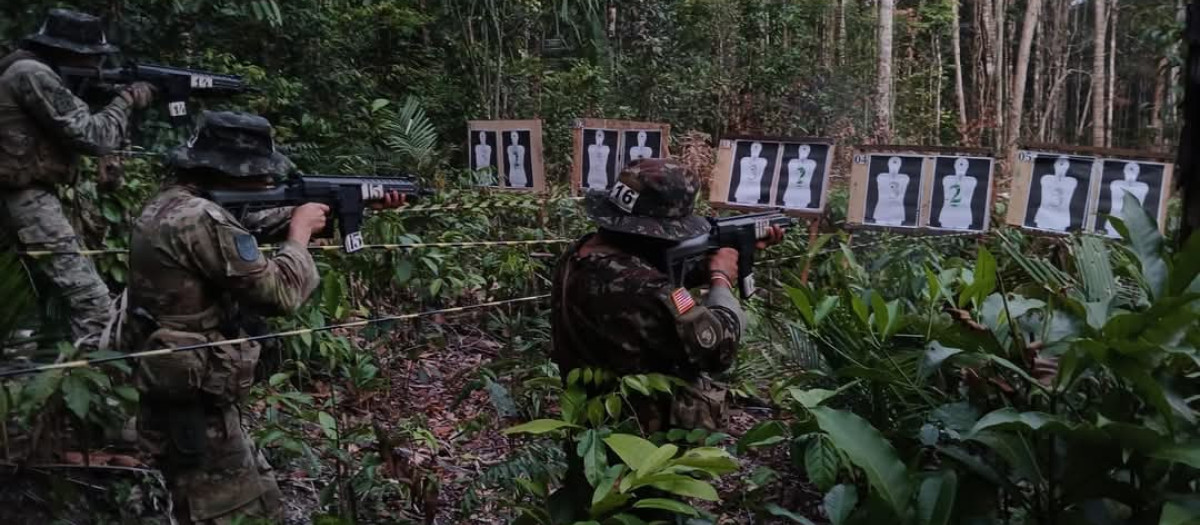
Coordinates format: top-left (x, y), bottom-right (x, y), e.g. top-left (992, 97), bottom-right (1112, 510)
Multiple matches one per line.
top-left (382, 97), bottom-right (440, 173)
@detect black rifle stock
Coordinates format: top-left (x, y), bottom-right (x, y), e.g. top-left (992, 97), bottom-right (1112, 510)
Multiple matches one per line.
top-left (662, 211), bottom-right (796, 299)
top-left (209, 175), bottom-right (430, 253)
top-left (60, 62), bottom-right (253, 124)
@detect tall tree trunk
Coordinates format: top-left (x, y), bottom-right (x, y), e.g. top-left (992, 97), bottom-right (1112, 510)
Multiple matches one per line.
top-left (935, 33), bottom-right (944, 145)
top-left (837, 0), bottom-right (848, 65)
top-left (1008, 0), bottom-right (1043, 151)
top-left (994, 0), bottom-right (1006, 149)
top-left (980, 0), bottom-right (997, 131)
top-left (1092, 0), bottom-right (1108, 147)
top-left (1153, 57), bottom-right (1168, 147)
top-left (875, 0), bottom-right (896, 143)
top-left (952, 0), bottom-right (968, 140)
top-left (1106, 0), bottom-right (1118, 147)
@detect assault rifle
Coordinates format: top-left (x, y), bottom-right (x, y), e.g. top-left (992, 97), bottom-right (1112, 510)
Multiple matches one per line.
top-left (59, 63), bottom-right (253, 124)
top-left (662, 211), bottom-right (796, 299)
top-left (209, 175), bottom-right (430, 253)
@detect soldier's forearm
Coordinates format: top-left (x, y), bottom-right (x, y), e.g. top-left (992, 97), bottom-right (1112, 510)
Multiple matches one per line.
top-left (236, 240), bottom-right (320, 315)
top-left (704, 285), bottom-right (746, 339)
top-left (60, 97), bottom-right (133, 155)
top-left (243, 207), bottom-right (295, 243)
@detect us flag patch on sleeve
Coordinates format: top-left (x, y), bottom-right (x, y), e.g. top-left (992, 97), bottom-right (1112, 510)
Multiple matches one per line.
top-left (671, 288), bottom-right (696, 315)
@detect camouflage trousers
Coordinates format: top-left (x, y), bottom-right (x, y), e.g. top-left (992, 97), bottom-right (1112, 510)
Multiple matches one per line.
top-left (0, 187), bottom-right (110, 342)
top-left (141, 402), bottom-right (283, 524)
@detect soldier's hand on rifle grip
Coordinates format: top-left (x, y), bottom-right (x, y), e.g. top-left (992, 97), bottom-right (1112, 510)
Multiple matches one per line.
top-left (756, 225), bottom-right (786, 250)
top-left (288, 203), bottom-right (330, 246)
top-left (370, 190), bottom-right (407, 210)
top-left (708, 248), bottom-right (739, 289)
top-left (119, 82), bottom-right (156, 110)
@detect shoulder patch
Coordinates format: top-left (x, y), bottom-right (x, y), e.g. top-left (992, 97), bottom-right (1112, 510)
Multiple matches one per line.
top-left (671, 287), bottom-right (696, 315)
top-left (234, 233), bottom-right (261, 262)
top-left (695, 319), bottom-right (719, 349)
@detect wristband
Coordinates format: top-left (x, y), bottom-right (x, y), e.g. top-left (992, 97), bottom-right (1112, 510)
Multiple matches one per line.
top-left (710, 269), bottom-right (733, 283)
top-left (710, 273), bottom-right (733, 289)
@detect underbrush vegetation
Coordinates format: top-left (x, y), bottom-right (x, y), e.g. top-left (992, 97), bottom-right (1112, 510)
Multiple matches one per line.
top-left (1, 1), bottom-right (1195, 524)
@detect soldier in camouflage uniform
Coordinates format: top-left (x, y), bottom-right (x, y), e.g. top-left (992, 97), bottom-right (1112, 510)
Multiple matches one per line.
top-left (0, 9), bottom-right (154, 343)
top-left (550, 158), bottom-right (783, 517)
top-left (128, 111), bottom-right (327, 524)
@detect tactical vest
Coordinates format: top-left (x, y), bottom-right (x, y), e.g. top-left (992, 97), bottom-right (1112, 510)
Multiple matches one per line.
top-left (0, 52), bottom-right (76, 188)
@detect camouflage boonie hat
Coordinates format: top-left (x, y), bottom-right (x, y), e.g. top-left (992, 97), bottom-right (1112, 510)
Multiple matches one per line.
top-left (166, 111), bottom-right (294, 178)
top-left (24, 9), bottom-right (118, 55)
top-left (584, 158), bottom-right (710, 241)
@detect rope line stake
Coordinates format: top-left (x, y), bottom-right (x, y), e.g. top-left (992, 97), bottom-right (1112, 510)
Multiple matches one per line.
top-left (0, 295), bottom-right (550, 379)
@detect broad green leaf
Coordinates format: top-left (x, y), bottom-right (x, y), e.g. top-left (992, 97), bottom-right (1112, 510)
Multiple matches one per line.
top-left (815, 296), bottom-right (839, 325)
top-left (871, 291), bottom-right (889, 340)
top-left (823, 484), bottom-right (858, 525)
top-left (805, 435), bottom-right (840, 491)
top-left (603, 514), bottom-right (648, 525)
top-left (959, 246), bottom-right (997, 307)
top-left (1098, 416), bottom-right (1167, 453)
top-left (929, 402), bottom-right (980, 433)
top-left (605, 394), bottom-right (622, 419)
top-left (1150, 443), bottom-right (1200, 469)
top-left (590, 489), bottom-right (631, 517)
top-left (563, 385), bottom-right (587, 424)
top-left (764, 504), bottom-right (816, 524)
top-left (604, 434), bottom-right (658, 472)
top-left (644, 374), bottom-right (673, 394)
top-left (916, 470), bottom-right (958, 525)
top-left (647, 476), bottom-right (719, 501)
top-left (567, 369), bottom-right (582, 385)
top-left (969, 430), bottom-right (1043, 483)
top-left (1169, 231), bottom-right (1200, 296)
top-left (587, 398), bottom-right (605, 426)
top-left (811, 407), bottom-right (912, 518)
top-left (591, 464), bottom-right (627, 507)
top-left (622, 376), bottom-right (651, 396)
top-left (789, 387), bottom-right (838, 408)
top-left (925, 265), bottom-right (943, 303)
top-left (737, 420), bottom-right (789, 452)
top-left (578, 429), bottom-right (608, 486)
top-left (969, 408), bottom-right (1074, 437)
top-left (919, 342), bottom-right (963, 380)
top-left (668, 447), bottom-right (739, 475)
top-left (504, 419), bottom-right (580, 435)
top-left (851, 294), bottom-right (870, 325)
top-left (61, 374), bottom-right (92, 420)
top-left (22, 370), bottom-right (63, 409)
top-left (640, 444), bottom-right (679, 475)
top-left (269, 373), bottom-right (290, 387)
top-left (631, 498), bottom-right (699, 516)
top-left (318, 411), bottom-right (338, 440)
top-left (1160, 500), bottom-right (1200, 525)
top-left (1113, 192), bottom-right (1168, 300)
top-left (787, 286), bottom-right (816, 326)
top-left (370, 98), bottom-right (390, 112)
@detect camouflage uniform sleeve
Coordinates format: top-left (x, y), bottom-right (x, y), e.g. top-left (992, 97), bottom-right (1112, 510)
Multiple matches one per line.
top-left (15, 69), bottom-right (132, 155)
top-left (631, 280), bottom-right (743, 376)
top-left (188, 207), bottom-right (320, 315)
top-left (241, 206), bottom-right (295, 243)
